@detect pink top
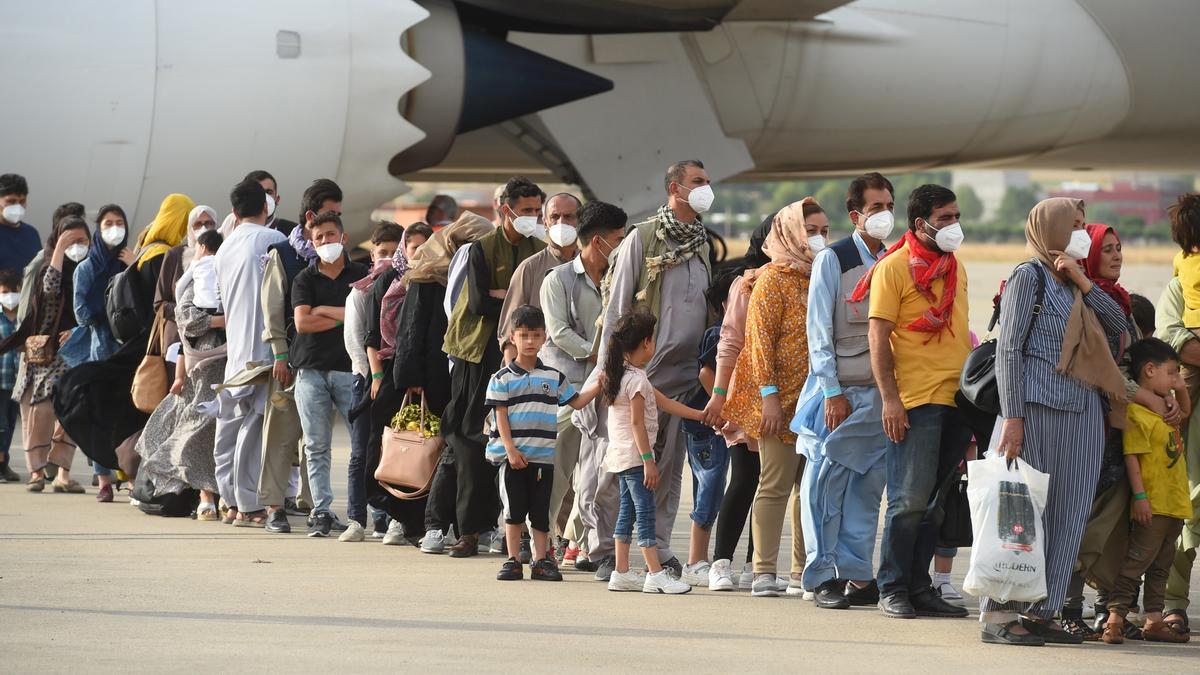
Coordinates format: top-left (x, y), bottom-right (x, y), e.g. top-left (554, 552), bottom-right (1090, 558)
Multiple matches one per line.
top-left (604, 366), bottom-right (659, 474)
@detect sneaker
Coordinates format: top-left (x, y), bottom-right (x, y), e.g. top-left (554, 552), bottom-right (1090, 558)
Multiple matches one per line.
top-left (371, 515), bottom-right (389, 539)
top-left (518, 534), bottom-right (533, 564)
top-left (644, 569), bottom-right (691, 594)
top-left (739, 562), bottom-right (754, 590)
top-left (681, 560), bottom-right (710, 587)
top-left (382, 520), bottom-right (406, 546)
top-left (448, 533), bottom-right (480, 558)
top-left (284, 497), bottom-right (309, 517)
top-left (338, 520), bottom-right (366, 542)
top-left (96, 484), bottom-right (114, 503)
top-left (593, 555), bottom-right (616, 582)
top-left (563, 546), bottom-right (580, 564)
top-left (0, 461), bottom-right (19, 482)
top-left (661, 556), bottom-right (683, 580)
top-left (531, 557), bottom-right (564, 582)
top-left (307, 512), bottom-right (333, 538)
top-left (751, 573), bottom-right (780, 598)
top-left (497, 557), bottom-right (523, 581)
top-left (607, 569), bottom-right (645, 592)
top-left (708, 559), bottom-right (736, 591)
top-left (936, 580), bottom-right (964, 603)
top-left (265, 509), bottom-right (292, 534)
top-left (420, 528), bottom-right (446, 554)
top-left (573, 557), bottom-right (598, 572)
top-left (786, 577), bottom-right (809, 597)
top-left (488, 530), bottom-right (506, 555)
top-left (773, 576), bottom-right (791, 594)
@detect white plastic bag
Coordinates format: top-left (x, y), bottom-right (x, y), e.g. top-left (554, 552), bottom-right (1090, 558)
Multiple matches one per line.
top-left (962, 453), bottom-right (1050, 604)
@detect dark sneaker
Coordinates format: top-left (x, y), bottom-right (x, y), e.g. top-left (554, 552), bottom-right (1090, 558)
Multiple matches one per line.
top-left (0, 461), bottom-right (19, 482)
top-left (532, 557), bottom-right (564, 582)
top-left (845, 579), bottom-right (880, 606)
top-left (814, 578), bottom-right (850, 609)
top-left (593, 555), bottom-right (616, 582)
top-left (518, 533), bottom-right (533, 564)
top-left (574, 557), bottom-right (598, 572)
top-left (307, 512), bottom-right (333, 538)
top-left (911, 587), bottom-right (969, 618)
top-left (878, 593), bottom-right (917, 619)
top-left (284, 497), bottom-right (309, 517)
top-left (266, 510), bottom-right (292, 534)
top-left (661, 556), bottom-right (683, 580)
top-left (497, 557), bottom-right (523, 581)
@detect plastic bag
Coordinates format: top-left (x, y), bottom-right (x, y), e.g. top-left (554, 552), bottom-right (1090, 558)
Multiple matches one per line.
top-left (962, 453), bottom-right (1050, 603)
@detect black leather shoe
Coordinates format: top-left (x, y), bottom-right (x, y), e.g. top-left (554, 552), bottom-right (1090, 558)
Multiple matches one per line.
top-left (911, 588), bottom-right (969, 618)
top-left (265, 509), bottom-right (291, 534)
top-left (497, 557), bottom-right (523, 581)
top-left (814, 579), bottom-right (850, 609)
top-left (1018, 617), bottom-right (1084, 645)
top-left (878, 593), bottom-right (916, 619)
top-left (845, 579), bottom-right (880, 606)
top-left (573, 558), bottom-right (598, 572)
top-left (981, 621), bottom-right (1045, 646)
top-left (531, 557), bottom-right (564, 582)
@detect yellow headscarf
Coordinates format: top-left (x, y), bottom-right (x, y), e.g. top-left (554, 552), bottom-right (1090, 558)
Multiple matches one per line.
top-left (136, 193), bottom-right (195, 269)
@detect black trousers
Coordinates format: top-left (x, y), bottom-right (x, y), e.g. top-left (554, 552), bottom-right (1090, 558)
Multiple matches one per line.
top-left (424, 449), bottom-right (458, 532)
top-left (364, 361), bottom-right (427, 536)
top-left (713, 443), bottom-right (758, 563)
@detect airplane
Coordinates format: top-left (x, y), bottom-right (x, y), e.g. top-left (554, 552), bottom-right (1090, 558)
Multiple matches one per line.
top-left (4, 0), bottom-right (1198, 244)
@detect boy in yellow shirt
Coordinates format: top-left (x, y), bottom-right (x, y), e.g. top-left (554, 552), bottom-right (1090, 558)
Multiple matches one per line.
top-left (1103, 338), bottom-right (1192, 644)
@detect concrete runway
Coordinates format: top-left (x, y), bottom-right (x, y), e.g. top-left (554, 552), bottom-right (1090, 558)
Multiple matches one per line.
top-left (2, 434), bottom-right (1197, 673)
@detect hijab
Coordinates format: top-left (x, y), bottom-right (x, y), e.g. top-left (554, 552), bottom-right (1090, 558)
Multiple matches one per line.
top-left (136, 193), bottom-right (195, 270)
top-left (1082, 223), bottom-right (1131, 316)
top-left (403, 211), bottom-right (494, 287)
top-left (762, 197), bottom-right (817, 278)
top-left (184, 205), bottom-right (218, 270)
top-left (1025, 198), bottom-right (1127, 424)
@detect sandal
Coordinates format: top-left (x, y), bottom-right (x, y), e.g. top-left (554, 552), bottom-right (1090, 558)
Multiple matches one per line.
top-left (196, 503), bottom-right (220, 522)
top-left (1101, 622), bottom-right (1125, 644)
top-left (1163, 610), bottom-right (1190, 636)
top-left (1061, 617), bottom-right (1099, 642)
top-left (222, 507), bottom-right (239, 525)
top-left (1143, 620), bottom-right (1191, 643)
top-left (26, 476), bottom-right (45, 492)
top-left (51, 479), bottom-right (85, 494)
top-left (234, 510), bottom-right (267, 528)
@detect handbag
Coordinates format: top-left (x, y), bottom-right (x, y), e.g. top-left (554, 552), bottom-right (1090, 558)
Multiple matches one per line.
top-left (375, 393), bottom-right (444, 500)
top-left (959, 261), bottom-right (1045, 415)
top-left (24, 291), bottom-right (65, 366)
top-left (937, 463), bottom-right (973, 548)
top-left (131, 308), bottom-right (169, 413)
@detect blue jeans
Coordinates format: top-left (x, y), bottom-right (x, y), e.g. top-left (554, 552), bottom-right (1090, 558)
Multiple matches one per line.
top-left (877, 404), bottom-right (972, 598)
top-left (295, 369), bottom-right (356, 516)
top-left (346, 375), bottom-right (372, 526)
top-left (685, 432), bottom-right (728, 528)
top-left (614, 466), bottom-right (657, 549)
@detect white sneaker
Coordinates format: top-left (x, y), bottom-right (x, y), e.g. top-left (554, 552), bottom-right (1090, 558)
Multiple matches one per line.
top-left (739, 562), bottom-right (754, 590)
top-left (382, 520), bottom-right (405, 546)
top-left (644, 569), bottom-right (691, 594)
top-left (936, 580), bottom-right (963, 603)
top-left (681, 560), bottom-right (711, 587)
top-left (487, 529), bottom-right (505, 554)
top-left (338, 520), bottom-right (365, 542)
top-left (751, 573), bottom-right (780, 597)
top-left (420, 528), bottom-right (446, 554)
top-left (607, 569), bottom-right (645, 592)
top-left (785, 578), bottom-right (806, 596)
top-left (708, 559), bottom-right (736, 591)
top-left (773, 576), bottom-right (791, 593)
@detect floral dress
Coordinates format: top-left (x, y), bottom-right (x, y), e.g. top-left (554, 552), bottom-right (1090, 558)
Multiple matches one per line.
top-left (15, 266), bottom-right (70, 405)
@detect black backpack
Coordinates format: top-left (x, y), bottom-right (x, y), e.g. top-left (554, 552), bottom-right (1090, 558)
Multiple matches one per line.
top-left (105, 241), bottom-right (162, 344)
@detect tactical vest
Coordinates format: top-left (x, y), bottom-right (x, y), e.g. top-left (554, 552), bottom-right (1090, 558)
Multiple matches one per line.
top-left (829, 236), bottom-right (875, 387)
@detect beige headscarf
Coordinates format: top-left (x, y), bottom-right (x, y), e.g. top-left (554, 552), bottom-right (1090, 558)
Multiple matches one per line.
top-left (762, 197), bottom-right (818, 278)
top-left (403, 210), bottom-right (494, 287)
top-left (1025, 197), bottom-right (1127, 427)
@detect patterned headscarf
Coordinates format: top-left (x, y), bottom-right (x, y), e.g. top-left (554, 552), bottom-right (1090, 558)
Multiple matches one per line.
top-left (288, 221), bottom-right (317, 262)
top-left (762, 197), bottom-right (818, 278)
top-left (642, 204), bottom-right (708, 285)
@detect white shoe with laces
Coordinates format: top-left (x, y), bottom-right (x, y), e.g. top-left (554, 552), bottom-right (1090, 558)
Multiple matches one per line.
top-left (644, 570), bottom-right (691, 594)
top-left (420, 528), bottom-right (446, 553)
top-left (739, 562), bottom-right (754, 590)
top-left (681, 560), bottom-right (710, 587)
top-left (751, 573), bottom-right (781, 598)
top-left (607, 569), bottom-right (645, 592)
top-left (708, 559), bottom-right (735, 591)
top-left (338, 520), bottom-right (365, 542)
top-left (382, 520), bottom-right (406, 546)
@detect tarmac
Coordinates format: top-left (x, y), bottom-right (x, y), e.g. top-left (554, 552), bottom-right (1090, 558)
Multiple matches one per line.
top-left (3, 433), bottom-right (1198, 673)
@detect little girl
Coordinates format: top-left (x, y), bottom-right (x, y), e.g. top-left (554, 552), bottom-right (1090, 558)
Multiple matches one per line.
top-left (602, 310), bottom-right (706, 595)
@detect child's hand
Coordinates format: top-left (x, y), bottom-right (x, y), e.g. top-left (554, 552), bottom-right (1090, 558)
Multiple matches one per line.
top-left (1133, 498), bottom-right (1153, 527)
top-left (170, 377), bottom-right (185, 396)
top-left (506, 448), bottom-right (528, 470)
top-left (643, 460), bottom-right (659, 490)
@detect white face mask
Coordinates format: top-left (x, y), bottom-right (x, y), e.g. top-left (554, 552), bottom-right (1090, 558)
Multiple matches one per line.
top-left (509, 207), bottom-right (541, 238)
top-left (925, 220), bottom-right (964, 253)
top-left (548, 223), bottom-right (577, 247)
top-left (807, 234), bottom-right (827, 253)
top-left (1063, 229), bottom-right (1093, 260)
top-left (315, 242), bottom-right (343, 264)
top-left (65, 243), bottom-right (89, 262)
top-left (265, 194), bottom-right (276, 219)
top-left (2, 204), bottom-right (25, 225)
top-left (680, 184), bottom-right (715, 214)
top-left (101, 226), bottom-right (126, 247)
top-left (0, 292), bottom-right (19, 310)
top-left (862, 210), bottom-right (895, 240)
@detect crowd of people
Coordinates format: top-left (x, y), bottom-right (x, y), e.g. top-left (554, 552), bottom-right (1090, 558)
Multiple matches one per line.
top-left (1, 162), bottom-right (1198, 647)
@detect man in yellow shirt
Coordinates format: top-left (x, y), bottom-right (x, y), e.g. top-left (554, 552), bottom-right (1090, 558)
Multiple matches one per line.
top-left (863, 184), bottom-right (972, 620)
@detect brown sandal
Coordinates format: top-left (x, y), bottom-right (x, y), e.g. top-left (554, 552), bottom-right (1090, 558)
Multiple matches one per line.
top-left (1163, 610), bottom-right (1190, 636)
top-left (234, 510), bottom-right (267, 528)
top-left (1144, 620), bottom-right (1191, 643)
top-left (1101, 622), bottom-right (1125, 644)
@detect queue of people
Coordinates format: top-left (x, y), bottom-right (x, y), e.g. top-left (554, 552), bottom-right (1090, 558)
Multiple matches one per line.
top-left (0, 164), bottom-right (1198, 648)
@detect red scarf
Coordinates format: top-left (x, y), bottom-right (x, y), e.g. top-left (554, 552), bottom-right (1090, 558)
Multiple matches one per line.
top-left (1083, 223), bottom-right (1131, 317)
top-left (849, 230), bottom-right (959, 341)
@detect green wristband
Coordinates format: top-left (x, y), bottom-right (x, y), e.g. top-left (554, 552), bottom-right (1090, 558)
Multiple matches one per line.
top-left (640, 452), bottom-right (654, 461)
top-left (372, 372), bottom-right (385, 380)
top-left (274, 353), bottom-right (288, 361)
top-left (1134, 491), bottom-right (1148, 501)
top-left (335, 320), bottom-right (343, 327)
top-left (712, 386), bottom-right (727, 396)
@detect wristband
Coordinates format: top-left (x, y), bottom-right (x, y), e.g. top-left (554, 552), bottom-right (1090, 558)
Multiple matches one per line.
top-left (760, 385), bottom-right (779, 397)
top-left (335, 320), bottom-right (343, 328)
top-left (274, 353), bottom-right (288, 362)
top-left (1134, 491), bottom-right (1148, 501)
top-left (640, 452), bottom-right (654, 461)
top-left (372, 372), bottom-right (385, 380)
top-left (712, 386), bottom-right (727, 396)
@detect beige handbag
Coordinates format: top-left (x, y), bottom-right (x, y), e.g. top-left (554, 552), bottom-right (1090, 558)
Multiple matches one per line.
top-left (131, 308), bottom-right (169, 414)
top-left (375, 393), bottom-right (444, 500)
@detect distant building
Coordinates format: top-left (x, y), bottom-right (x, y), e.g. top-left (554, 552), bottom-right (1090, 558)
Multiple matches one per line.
top-left (1049, 178), bottom-right (1187, 226)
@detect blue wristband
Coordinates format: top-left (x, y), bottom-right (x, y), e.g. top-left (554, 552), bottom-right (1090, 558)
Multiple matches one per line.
top-left (760, 385), bottom-right (779, 397)
top-left (822, 386), bottom-right (843, 399)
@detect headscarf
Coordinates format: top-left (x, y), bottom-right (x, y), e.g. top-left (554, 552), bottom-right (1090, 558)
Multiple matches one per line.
top-left (762, 197), bottom-right (817, 279)
top-left (849, 229), bottom-right (960, 341)
top-left (184, 205), bottom-right (218, 269)
top-left (403, 210), bottom-right (494, 287)
top-left (287, 221), bottom-right (317, 262)
top-left (218, 212), bottom-right (238, 238)
top-left (1082, 223), bottom-right (1131, 316)
top-left (1025, 198), bottom-right (1127, 425)
top-left (135, 193), bottom-right (195, 270)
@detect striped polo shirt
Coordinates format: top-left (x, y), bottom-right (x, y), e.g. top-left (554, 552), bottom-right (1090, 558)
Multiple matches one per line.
top-left (485, 359), bottom-right (578, 465)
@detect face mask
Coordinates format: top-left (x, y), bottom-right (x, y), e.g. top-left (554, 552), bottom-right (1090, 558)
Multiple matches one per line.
top-left (509, 207), bottom-right (541, 238)
top-left (862, 210), bottom-right (895, 240)
top-left (548, 223), bottom-right (577, 247)
top-left (315, 242), bottom-right (343, 264)
top-left (65, 243), bottom-right (89, 262)
top-left (807, 234), bottom-right (826, 254)
top-left (924, 221), bottom-right (963, 253)
top-left (101, 226), bottom-right (126, 247)
top-left (0, 292), bottom-right (19, 310)
top-left (265, 194), bottom-right (276, 218)
top-left (2, 204), bottom-right (25, 224)
top-left (679, 184), bottom-right (714, 214)
top-left (1063, 229), bottom-right (1093, 260)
